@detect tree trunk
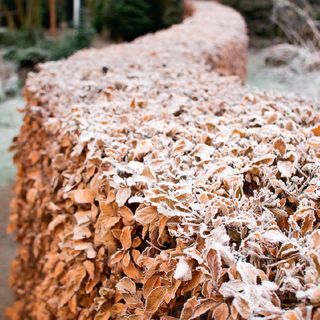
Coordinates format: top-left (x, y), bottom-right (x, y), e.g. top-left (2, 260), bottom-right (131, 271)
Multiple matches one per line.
top-left (73, 0), bottom-right (80, 27)
top-left (14, 0), bottom-right (25, 27)
top-left (49, 0), bottom-right (57, 36)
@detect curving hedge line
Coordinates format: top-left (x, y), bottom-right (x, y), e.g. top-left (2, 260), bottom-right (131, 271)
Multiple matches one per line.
top-left (7, 1), bottom-right (320, 319)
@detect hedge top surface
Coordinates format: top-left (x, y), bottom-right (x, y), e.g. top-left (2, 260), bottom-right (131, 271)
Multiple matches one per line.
top-left (25, 1), bottom-right (246, 111)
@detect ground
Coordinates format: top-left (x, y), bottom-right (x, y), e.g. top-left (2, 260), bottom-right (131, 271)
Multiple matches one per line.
top-left (247, 48), bottom-right (320, 100)
top-left (0, 97), bottom-right (23, 319)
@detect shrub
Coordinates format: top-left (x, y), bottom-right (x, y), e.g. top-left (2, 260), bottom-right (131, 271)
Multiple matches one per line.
top-left (104, 0), bottom-right (154, 41)
top-left (2, 24), bottom-right (93, 69)
top-left (92, 0), bottom-right (109, 33)
top-left (162, 0), bottom-right (184, 27)
top-left (49, 24), bottom-right (94, 60)
top-left (2, 47), bottom-right (18, 61)
top-left (16, 47), bottom-right (50, 69)
top-left (92, 0), bottom-right (184, 41)
top-left (0, 29), bottom-right (43, 48)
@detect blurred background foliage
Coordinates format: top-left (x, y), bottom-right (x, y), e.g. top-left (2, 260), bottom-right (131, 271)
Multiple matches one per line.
top-left (0, 0), bottom-right (185, 70)
top-left (221, 0), bottom-right (320, 44)
top-left (93, 0), bottom-right (184, 40)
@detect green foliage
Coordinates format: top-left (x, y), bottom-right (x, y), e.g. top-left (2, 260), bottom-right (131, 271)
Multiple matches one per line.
top-left (49, 24), bottom-right (94, 60)
top-left (1, 0), bottom-right (183, 70)
top-left (91, 0), bottom-right (109, 33)
top-left (2, 24), bottom-right (93, 69)
top-left (0, 29), bottom-right (43, 48)
top-left (104, 0), bottom-right (154, 41)
top-left (15, 47), bottom-right (50, 69)
top-left (162, 0), bottom-right (184, 27)
top-left (92, 0), bottom-right (184, 41)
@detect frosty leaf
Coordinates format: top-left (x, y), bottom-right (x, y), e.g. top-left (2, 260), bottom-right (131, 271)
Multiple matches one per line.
top-left (212, 303), bottom-right (229, 320)
top-left (70, 189), bottom-right (94, 204)
top-left (180, 297), bottom-right (197, 320)
top-left (273, 138), bottom-right (286, 156)
top-left (232, 295), bottom-right (252, 319)
top-left (116, 187), bottom-right (131, 207)
top-left (48, 214), bottom-right (66, 231)
top-left (145, 286), bottom-right (167, 314)
top-left (116, 277), bottom-right (136, 295)
top-left (262, 230), bottom-right (288, 243)
top-left (277, 161), bottom-right (295, 178)
top-left (190, 299), bottom-right (217, 319)
top-left (134, 206), bottom-right (158, 225)
top-left (174, 258), bottom-right (192, 281)
top-left (309, 230), bottom-right (320, 250)
top-left (120, 226), bottom-right (132, 250)
top-left (207, 249), bottom-right (221, 284)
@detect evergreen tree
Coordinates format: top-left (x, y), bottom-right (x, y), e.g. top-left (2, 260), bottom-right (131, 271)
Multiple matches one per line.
top-left (104, 0), bottom-right (153, 41)
top-left (93, 0), bottom-right (184, 41)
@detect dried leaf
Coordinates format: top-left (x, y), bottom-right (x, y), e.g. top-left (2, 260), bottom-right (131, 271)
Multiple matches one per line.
top-left (207, 249), bottom-right (221, 285)
top-left (116, 277), bottom-right (136, 295)
top-left (277, 160), bottom-right (295, 178)
top-left (116, 187), bottom-right (131, 207)
top-left (120, 226), bottom-right (132, 250)
top-left (134, 206), bottom-right (158, 225)
top-left (212, 303), bottom-right (229, 320)
top-left (145, 286), bottom-right (167, 314)
top-left (71, 189), bottom-right (94, 204)
top-left (311, 124), bottom-right (320, 136)
top-left (273, 138), bottom-right (286, 156)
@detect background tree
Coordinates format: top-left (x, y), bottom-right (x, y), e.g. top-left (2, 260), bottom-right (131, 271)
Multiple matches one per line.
top-left (49, 0), bottom-right (57, 36)
top-left (92, 0), bottom-right (184, 41)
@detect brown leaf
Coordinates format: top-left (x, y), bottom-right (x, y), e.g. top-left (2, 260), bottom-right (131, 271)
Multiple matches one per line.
top-left (96, 216), bottom-right (120, 238)
top-left (26, 188), bottom-right (37, 204)
top-left (191, 299), bottom-right (217, 319)
top-left (71, 189), bottom-right (94, 204)
top-left (74, 210), bottom-right (91, 225)
top-left (116, 187), bottom-right (131, 207)
top-left (180, 296), bottom-right (198, 320)
top-left (212, 303), bottom-right (229, 320)
top-left (120, 226), bottom-right (132, 250)
top-left (311, 124), bottom-right (320, 136)
top-left (146, 286), bottom-right (167, 314)
top-left (99, 201), bottom-right (117, 217)
top-left (123, 259), bottom-right (140, 281)
top-left (135, 206), bottom-right (158, 225)
top-left (119, 206), bottom-right (135, 225)
top-left (48, 214), bottom-right (66, 231)
top-left (116, 277), bottom-right (136, 295)
top-left (207, 249), bottom-right (221, 285)
top-left (59, 264), bottom-right (86, 307)
top-left (83, 260), bottom-right (95, 280)
top-left (233, 296), bottom-right (252, 319)
top-left (181, 271), bottom-right (204, 294)
top-left (282, 310), bottom-right (300, 320)
top-left (273, 138), bottom-right (286, 156)
top-left (143, 274), bottom-right (160, 298)
top-left (309, 230), bottom-right (320, 250)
